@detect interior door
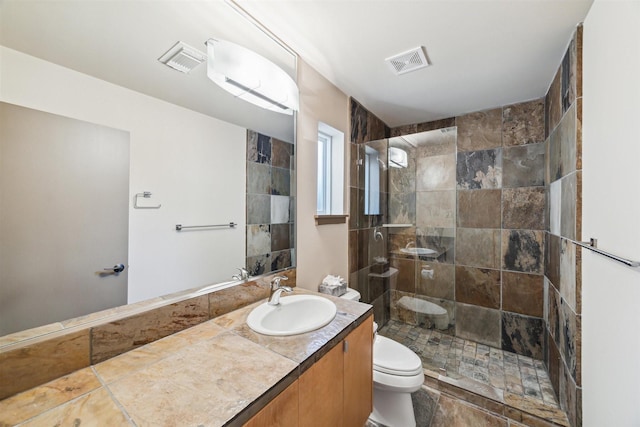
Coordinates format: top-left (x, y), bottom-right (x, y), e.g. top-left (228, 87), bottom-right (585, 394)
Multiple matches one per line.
top-left (0, 102), bottom-right (129, 335)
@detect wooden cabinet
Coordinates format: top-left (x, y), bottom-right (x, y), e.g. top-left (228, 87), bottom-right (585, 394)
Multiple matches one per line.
top-left (299, 342), bottom-right (345, 426)
top-left (299, 315), bottom-right (373, 427)
top-left (344, 315), bottom-right (374, 425)
top-left (244, 380), bottom-right (299, 427)
top-left (244, 315), bottom-right (373, 427)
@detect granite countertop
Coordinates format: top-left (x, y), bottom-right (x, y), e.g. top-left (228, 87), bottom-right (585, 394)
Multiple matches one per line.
top-left (0, 289), bottom-right (372, 426)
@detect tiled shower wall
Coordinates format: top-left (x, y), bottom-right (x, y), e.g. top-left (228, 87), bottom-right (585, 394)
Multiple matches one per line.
top-left (350, 96), bottom-right (548, 360)
top-left (348, 101), bottom-right (390, 323)
top-left (544, 26), bottom-right (582, 427)
top-left (245, 130), bottom-right (295, 275)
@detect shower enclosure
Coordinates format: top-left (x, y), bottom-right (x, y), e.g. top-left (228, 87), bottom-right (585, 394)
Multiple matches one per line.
top-left (351, 125), bottom-right (561, 422)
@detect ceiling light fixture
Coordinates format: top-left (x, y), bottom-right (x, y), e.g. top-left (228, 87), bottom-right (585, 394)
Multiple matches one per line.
top-left (206, 38), bottom-right (299, 115)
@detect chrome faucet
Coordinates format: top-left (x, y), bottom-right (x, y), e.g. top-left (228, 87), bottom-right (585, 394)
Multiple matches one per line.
top-left (232, 267), bottom-right (250, 281)
top-left (405, 241), bottom-right (416, 249)
top-left (268, 276), bottom-right (293, 306)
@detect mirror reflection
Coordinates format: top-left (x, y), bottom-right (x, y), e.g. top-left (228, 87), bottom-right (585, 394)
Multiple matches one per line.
top-left (0, 0), bottom-right (296, 337)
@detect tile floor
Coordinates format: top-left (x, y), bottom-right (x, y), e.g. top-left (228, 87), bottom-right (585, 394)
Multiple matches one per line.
top-left (378, 320), bottom-right (558, 408)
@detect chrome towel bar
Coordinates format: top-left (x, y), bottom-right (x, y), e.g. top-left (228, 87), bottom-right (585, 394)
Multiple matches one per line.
top-left (176, 222), bottom-right (237, 231)
top-left (564, 237), bottom-right (640, 268)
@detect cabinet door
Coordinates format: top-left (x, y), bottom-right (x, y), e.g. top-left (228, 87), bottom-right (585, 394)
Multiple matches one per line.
top-left (244, 380), bottom-right (299, 427)
top-left (299, 342), bottom-right (344, 427)
top-left (344, 315), bottom-right (374, 426)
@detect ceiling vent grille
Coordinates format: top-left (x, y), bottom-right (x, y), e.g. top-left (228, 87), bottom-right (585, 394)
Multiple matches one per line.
top-left (158, 41), bottom-right (206, 74)
top-left (385, 47), bottom-right (430, 75)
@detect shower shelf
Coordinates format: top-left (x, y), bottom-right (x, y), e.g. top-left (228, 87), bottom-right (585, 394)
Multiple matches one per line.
top-left (382, 223), bottom-right (414, 228)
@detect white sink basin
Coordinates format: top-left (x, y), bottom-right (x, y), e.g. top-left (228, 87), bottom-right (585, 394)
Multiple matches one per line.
top-left (400, 247), bottom-right (437, 256)
top-left (247, 294), bottom-right (337, 336)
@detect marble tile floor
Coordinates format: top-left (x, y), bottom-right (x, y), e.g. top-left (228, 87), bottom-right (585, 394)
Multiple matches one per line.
top-left (378, 320), bottom-right (558, 408)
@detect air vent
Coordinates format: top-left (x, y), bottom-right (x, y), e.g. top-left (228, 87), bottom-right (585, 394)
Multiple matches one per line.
top-left (385, 47), bottom-right (430, 75)
top-left (158, 41), bottom-right (206, 74)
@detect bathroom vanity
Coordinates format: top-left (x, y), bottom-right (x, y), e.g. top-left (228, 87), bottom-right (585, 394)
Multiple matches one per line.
top-left (0, 288), bottom-right (373, 426)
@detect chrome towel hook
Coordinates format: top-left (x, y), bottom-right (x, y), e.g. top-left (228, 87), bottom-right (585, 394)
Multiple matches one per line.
top-left (134, 191), bottom-right (161, 209)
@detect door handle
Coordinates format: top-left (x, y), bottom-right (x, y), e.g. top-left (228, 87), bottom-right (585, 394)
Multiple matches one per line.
top-left (104, 263), bottom-right (126, 274)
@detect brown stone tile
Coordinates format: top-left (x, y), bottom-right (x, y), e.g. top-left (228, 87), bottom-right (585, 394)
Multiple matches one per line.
top-left (271, 223), bottom-right (291, 251)
top-left (390, 257), bottom-right (417, 293)
top-left (502, 230), bottom-right (544, 274)
top-left (349, 230), bottom-right (358, 274)
top-left (547, 283), bottom-right (561, 347)
top-left (417, 262), bottom-right (455, 300)
top-left (357, 228), bottom-right (370, 270)
top-left (546, 68), bottom-right (562, 136)
top-left (415, 128), bottom-right (457, 157)
top-left (417, 153), bottom-right (456, 191)
top-left (90, 295), bottom-right (209, 364)
top-left (576, 98), bottom-right (583, 174)
top-left (547, 331), bottom-right (561, 398)
top-left (0, 367), bottom-right (101, 425)
top-left (559, 239), bottom-right (577, 311)
top-left (504, 392), bottom-right (569, 426)
top-left (456, 228), bottom-right (502, 269)
top-left (502, 143), bottom-right (546, 188)
top-left (456, 108), bottom-right (503, 152)
top-left (350, 98), bottom-right (369, 143)
top-left (575, 245), bottom-right (582, 315)
top-left (501, 312), bottom-right (543, 359)
top-left (502, 187), bottom-right (546, 230)
top-left (503, 99), bottom-right (545, 147)
top-left (349, 142), bottom-right (358, 188)
top-left (271, 138), bottom-right (292, 169)
top-left (108, 332), bottom-right (297, 426)
top-left (457, 189), bottom-right (502, 229)
top-left (560, 173), bottom-right (577, 240)
top-left (417, 117), bottom-right (456, 133)
top-left (545, 233), bottom-right (561, 289)
top-left (390, 123), bottom-right (417, 137)
top-left (559, 362), bottom-right (577, 427)
top-left (455, 266), bottom-right (501, 309)
top-left (576, 26), bottom-right (583, 99)
top-left (19, 387), bottom-right (128, 427)
top-left (576, 170), bottom-right (582, 244)
top-left (0, 322), bottom-right (64, 349)
top-left (369, 113), bottom-right (389, 141)
top-left (431, 394), bottom-right (508, 427)
top-left (209, 281), bottom-right (269, 318)
top-left (455, 303), bottom-right (501, 348)
top-left (390, 290), bottom-right (417, 325)
top-left (0, 329), bottom-right (90, 400)
top-left (457, 148), bottom-right (503, 190)
top-left (417, 190), bottom-right (456, 229)
top-left (438, 377), bottom-right (504, 414)
top-left (559, 300), bottom-right (579, 384)
top-left (503, 272), bottom-right (544, 317)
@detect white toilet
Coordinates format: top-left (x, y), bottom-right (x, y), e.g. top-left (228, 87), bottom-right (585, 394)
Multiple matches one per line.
top-left (341, 289), bottom-right (424, 427)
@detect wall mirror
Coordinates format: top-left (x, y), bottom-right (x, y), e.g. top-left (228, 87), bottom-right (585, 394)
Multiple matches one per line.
top-left (0, 0), bottom-right (296, 337)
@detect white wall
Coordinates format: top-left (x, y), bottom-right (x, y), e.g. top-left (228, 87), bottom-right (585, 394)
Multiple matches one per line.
top-left (0, 47), bottom-right (246, 303)
top-left (582, 2), bottom-right (640, 425)
top-left (296, 59), bottom-right (350, 290)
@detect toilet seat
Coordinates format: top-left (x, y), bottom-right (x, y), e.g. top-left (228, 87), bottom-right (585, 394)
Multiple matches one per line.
top-left (373, 335), bottom-right (423, 376)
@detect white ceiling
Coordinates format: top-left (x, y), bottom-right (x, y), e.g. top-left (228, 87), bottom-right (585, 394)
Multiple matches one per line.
top-left (0, 1), bottom-right (594, 134)
top-left (239, 0), bottom-right (594, 127)
top-left (0, 0), bottom-right (296, 142)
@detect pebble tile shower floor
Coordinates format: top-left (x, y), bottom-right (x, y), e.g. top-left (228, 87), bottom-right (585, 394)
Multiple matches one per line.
top-left (378, 320), bottom-right (559, 408)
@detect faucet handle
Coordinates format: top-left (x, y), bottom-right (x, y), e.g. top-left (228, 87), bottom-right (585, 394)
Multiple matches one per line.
top-left (271, 275), bottom-right (288, 288)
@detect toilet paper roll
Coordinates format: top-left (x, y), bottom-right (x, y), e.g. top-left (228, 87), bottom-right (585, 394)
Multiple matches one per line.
top-left (421, 268), bottom-right (434, 279)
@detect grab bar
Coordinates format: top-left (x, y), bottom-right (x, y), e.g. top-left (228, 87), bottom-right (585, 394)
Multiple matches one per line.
top-left (564, 237), bottom-right (640, 268)
top-left (176, 222), bottom-right (237, 231)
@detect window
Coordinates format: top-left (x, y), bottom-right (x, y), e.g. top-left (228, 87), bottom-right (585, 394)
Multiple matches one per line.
top-left (317, 131), bottom-right (332, 215)
top-left (316, 122), bottom-right (345, 219)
